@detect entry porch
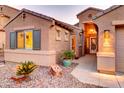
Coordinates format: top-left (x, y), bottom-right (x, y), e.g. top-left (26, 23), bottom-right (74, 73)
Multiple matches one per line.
top-left (72, 55), bottom-right (124, 88)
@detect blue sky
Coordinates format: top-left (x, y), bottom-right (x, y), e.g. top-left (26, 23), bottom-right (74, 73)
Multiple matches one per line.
top-left (10, 5), bottom-right (111, 25)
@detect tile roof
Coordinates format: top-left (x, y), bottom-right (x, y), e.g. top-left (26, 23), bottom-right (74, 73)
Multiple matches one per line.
top-left (74, 22), bottom-right (79, 27)
top-left (0, 5), bottom-right (20, 12)
top-left (77, 7), bottom-right (103, 17)
top-left (93, 5), bottom-right (122, 20)
top-left (4, 8), bottom-right (81, 31)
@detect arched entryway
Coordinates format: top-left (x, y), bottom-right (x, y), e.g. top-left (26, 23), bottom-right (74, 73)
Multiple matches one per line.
top-left (83, 22), bottom-right (99, 55)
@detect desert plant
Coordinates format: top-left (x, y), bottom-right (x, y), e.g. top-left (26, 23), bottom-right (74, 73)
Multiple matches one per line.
top-left (16, 61), bottom-right (37, 77)
top-left (61, 50), bottom-right (75, 60)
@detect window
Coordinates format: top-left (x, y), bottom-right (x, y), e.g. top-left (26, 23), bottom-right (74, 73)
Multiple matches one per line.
top-left (25, 30), bottom-right (33, 49)
top-left (56, 30), bottom-right (61, 41)
top-left (10, 29), bottom-right (41, 50)
top-left (17, 31), bottom-right (24, 49)
top-left (10, 32), bottom-right (16, 49)
top-left (64, 31), bottom-right (69, 41)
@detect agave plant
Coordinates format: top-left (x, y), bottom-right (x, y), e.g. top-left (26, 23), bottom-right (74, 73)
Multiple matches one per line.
top-left (16, 61), bottom-right (37, 77)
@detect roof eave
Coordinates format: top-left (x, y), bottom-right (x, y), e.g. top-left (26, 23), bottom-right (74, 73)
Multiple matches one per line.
top-left (93, 5), bottom-right (122, 20)
top-left (77, 7), bottom-right (103, 17)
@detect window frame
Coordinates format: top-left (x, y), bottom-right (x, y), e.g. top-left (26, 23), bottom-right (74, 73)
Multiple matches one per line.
top-left (56, 29), bottom-right (61, 41)
top-left (15, 29), bottom-right (35, 50)
top-left (24, 30), bottom-right (33, 50)
top-left (64, 31), bottom-right (69, 41)
top-left (16, 30), bottom-right (25, 49)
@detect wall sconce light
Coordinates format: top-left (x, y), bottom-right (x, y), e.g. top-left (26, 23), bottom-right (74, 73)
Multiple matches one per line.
top-left (104, 30), bottom-right (110, 38)
top-left (89, 29), bottom-right (96, 34)
top-left (103, 30), bottom-right (111, 47)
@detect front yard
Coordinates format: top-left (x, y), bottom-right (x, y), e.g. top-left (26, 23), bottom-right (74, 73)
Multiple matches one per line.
top-left (0, 62), bottom-right (102, 88)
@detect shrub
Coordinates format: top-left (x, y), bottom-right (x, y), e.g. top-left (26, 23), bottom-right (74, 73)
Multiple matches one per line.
top-left (61, 50), bottom-right (75, 60)
top-left (16, 61), bottom-right (37, 77)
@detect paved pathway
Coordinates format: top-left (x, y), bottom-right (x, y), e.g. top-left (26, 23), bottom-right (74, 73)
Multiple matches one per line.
top-left (71, 55), bottom-right (124, 88)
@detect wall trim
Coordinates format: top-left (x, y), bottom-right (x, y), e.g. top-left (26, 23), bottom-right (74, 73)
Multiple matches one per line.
top-left (13, 26), bottom-right (35, 31)
top-left (4, 49), bottom-right (56, 55)
top-left (112, 20), bottom-right (124, 26)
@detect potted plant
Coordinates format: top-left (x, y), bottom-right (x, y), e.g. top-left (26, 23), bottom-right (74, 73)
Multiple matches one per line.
top-left (61, 50), bottom-right (75, 67)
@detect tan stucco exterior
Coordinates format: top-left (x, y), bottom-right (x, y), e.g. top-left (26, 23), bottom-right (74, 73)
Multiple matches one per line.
top-left (0, 5), bottom-right (19, 28)
top-left (77, 8), bottom-right (102, 56)
top-left (5, 12), bottom-right (51, 50)
top-left (92, 6), bottom-right (124, 73)
top-left (6, 5), bottom-right (124, 74)
top-left (76, 5), bottom-right (124, 74)
top-left (0, 5), bottom-right (19, 56)
top-left (77, 8), bottom-right (103, 27)
top-left (49, 25), bottom-right (71, 62)
top-left (4, 9), bottom-right (80, 66)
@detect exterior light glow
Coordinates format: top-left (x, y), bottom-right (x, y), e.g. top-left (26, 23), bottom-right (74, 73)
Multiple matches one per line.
top-left (103, 30), bottom-right (111, 47)
top-left (88, 29), bottom-right (96, 34)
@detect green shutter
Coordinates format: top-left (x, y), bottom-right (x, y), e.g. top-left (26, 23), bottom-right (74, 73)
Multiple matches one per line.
top-left (33, 30), bottom-right (41, 50)
top-left (10, 32), bottom-right (16, 49)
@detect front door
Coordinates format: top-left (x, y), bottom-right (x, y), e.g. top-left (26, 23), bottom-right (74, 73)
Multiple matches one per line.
top-left (72, 35), bottom-right (76, 52)
top-left (90, 37), bottom-right (97, 53)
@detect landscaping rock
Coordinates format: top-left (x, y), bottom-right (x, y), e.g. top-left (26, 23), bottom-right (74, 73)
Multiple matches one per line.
top-left (0, 62), bottom-right (103, 88)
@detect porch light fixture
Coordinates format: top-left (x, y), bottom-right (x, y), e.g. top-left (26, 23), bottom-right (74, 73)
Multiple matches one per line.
top-left (89, 29), bottom-right (96, 34)
top-left (103, 30), bottom-right (111, 47)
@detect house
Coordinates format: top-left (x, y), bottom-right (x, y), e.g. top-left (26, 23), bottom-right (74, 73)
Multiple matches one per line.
top-left (0, 5), bottom-right (19, 55)
top-left (4, 8), bottom-right (81, 66)
top-left (76, 7), bottom-right (103, 55)
top-left (77, 5), bottom-right (124, 74)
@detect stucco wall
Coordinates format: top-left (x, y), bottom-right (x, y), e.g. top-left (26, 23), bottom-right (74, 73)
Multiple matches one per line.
top-left (0, 5), bottom-right (19, 28)
top-left (49, 25), bottom-right (71, 62)
top-left (0, 5), bottom-right (19, 19)
top-left (4, 49), bottom-right (56, 66)
top-left (0, 31), bottom-right (5, 48)
top-left (73, 28), bottom-right (82, 57)
top-left (4, 11), bottom-right (75, 65)
top-left (4, 11), bottom-right (56, 66)
top-left (5, 12), bottom-right (52, 50)
top-left (0, 5), bottom-right (19, 52)
top-left (77, 9), bottom-right (101, 27)
top-left (93, 6), bottom-right (124, 53)
top-left (93, 6), bottom-right (124, 73)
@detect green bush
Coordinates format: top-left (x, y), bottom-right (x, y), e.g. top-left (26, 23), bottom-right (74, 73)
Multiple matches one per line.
top-left (61, 50), bottom-right (75, 60)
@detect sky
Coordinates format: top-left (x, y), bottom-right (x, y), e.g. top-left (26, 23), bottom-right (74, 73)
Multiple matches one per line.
top-left (10, 5), bottom-right (111, 25)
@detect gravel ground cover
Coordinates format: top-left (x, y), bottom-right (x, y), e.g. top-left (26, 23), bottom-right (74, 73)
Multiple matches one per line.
top-left (0, 62), bottom-right (103, 88)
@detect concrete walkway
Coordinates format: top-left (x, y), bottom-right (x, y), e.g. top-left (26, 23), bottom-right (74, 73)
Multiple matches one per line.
top-left (71, 55), bottom-right (124, 88)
